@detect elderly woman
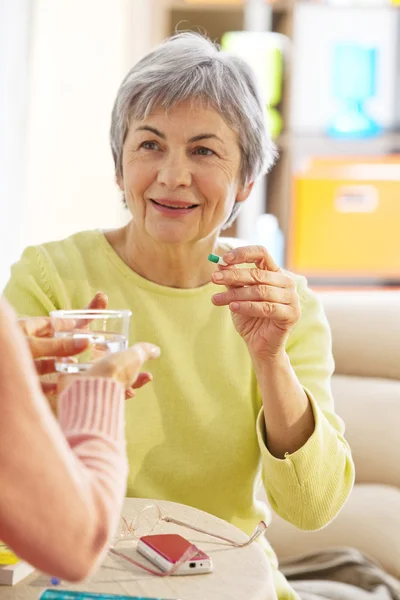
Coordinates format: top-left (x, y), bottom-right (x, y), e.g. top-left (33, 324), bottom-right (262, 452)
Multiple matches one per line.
top-left (4, 33), bottom-right (354, 599)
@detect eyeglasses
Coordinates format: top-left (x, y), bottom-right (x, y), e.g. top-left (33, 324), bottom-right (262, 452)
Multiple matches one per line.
top-left (109, 503), bottom-right (267, 577)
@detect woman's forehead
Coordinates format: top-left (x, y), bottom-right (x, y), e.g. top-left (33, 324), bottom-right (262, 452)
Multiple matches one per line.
top-left (130, 100), bottom-right (239, 143)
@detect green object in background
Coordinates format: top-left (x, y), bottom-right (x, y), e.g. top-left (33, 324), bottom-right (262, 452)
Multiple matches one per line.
top-left (266, 106), bottom-right (283, 140)
top-left (221, 31), bottom-right (284, 139)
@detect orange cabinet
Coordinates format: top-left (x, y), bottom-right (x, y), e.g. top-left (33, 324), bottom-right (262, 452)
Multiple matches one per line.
top-left (287, 156), bottom-right (400, 278)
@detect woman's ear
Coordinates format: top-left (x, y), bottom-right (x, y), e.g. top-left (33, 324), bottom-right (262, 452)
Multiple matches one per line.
top-left (236, 180), bottom-right (254, 203)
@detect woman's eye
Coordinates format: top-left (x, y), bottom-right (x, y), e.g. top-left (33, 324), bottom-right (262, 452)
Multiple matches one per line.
top-left (141, 141), bottom-right (159, 151)
top-left (194, 147), bottom-right (214, 157)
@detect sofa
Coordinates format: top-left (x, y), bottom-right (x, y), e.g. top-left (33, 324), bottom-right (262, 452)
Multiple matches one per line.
top-left (263, 289), bottom-right (400, 582)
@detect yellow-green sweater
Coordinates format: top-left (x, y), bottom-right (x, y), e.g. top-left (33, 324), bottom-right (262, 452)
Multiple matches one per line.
top-left (3, 230), bottom-right (355, 600)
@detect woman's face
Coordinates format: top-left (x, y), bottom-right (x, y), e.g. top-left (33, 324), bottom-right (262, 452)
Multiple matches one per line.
top-left (117, 99), bottom-right (253, 245)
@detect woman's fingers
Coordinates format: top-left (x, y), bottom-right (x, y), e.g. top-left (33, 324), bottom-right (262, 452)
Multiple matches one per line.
top-left (131, 372), bottom-right (153, 389)
top-left (19, 315), bottom-right (77, 336)
top-left (40, 380), bottom-right (58, 396)
top-left (124, 373), bottom-right (153, 399)
top-left (212, 267), bottom-right (293, 289)
top-left (222, 245), bottom-right (281, 272)
top-left (212, 285), bottom-right (294, 307)
top-left (35, 357), bottom-right (77, 376)
top-left (125, 387), bottom-right (136, 399)
top-left (87, 292), bottom-right (108, 310)
top-left (18, 292), bottom-right (108, 338)
top-left (75, 292), bottom-right (109, 328)
top-left (228, 301), bottom-right (300, 323)
top-left (35, 358), bottom-right (58, 376)
top-left (57, 344), bottom-right (160, 395)
top-left (28, 336), bottom-right (89, 360)
top-left (18, 316), bottom-right (53, 338)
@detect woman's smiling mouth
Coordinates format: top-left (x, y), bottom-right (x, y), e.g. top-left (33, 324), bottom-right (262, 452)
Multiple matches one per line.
top-left (150, 199), bottom-right (199, 216)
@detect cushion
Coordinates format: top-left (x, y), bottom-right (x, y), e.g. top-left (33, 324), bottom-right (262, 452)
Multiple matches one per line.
top-left (319, 291), bottom-right (400, 380)
top-left (265, 484), bottom-right (400, 580)
top-left (332, 375), bottom-right (400, 488)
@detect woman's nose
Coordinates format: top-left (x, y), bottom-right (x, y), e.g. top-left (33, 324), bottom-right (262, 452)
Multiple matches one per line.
top-left (156, 155), bottom-right (192, 190)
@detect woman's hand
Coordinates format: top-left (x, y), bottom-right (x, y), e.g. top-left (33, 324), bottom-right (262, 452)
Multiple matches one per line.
top-left (19, 292), bottom-right (156, 399)
top-left (18, 292), bottom-right (108, 397)
top-left (18, 316), bottom-right (89, 398)
top-left (63, 342), bottom-right (161, 393)
top-left (211, 246), bottom-right (301, 360)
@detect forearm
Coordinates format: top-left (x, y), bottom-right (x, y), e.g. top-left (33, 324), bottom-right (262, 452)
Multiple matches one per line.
top-left (253, 350), bottom-right (355, 529)
top-left (252, 351), bottom-right (315, 458)
top-left (55, 379), bottom-right (128, 578)
top-left (0, 382), bottom-right (126, 581)
top-left (0, 302), bottom-right (126, 580)
top-left (248, 277), bottom-right (354, 529)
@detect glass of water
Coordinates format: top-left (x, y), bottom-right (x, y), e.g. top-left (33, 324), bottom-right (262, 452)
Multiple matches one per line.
top-left (50, 309), bottom-right (132, 373)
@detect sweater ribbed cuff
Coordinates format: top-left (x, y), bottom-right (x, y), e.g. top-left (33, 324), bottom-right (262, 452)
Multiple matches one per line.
top-left (256, 388), bottom-right (325, 479)
top-left (256, 388), bottom-right (349, 484)
top-left (58, 378), bottom-right (125, 441)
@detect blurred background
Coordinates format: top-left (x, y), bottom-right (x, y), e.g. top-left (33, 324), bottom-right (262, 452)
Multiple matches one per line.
top-left (1, 0), bottom-right (399, 290)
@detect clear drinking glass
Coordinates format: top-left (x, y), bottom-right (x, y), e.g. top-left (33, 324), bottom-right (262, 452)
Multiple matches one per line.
top-left (50, 309), bottom-right (132, 373)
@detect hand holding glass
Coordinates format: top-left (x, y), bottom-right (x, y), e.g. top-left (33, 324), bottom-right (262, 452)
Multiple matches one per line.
top-left (50, 310), bottom-right (131, 373)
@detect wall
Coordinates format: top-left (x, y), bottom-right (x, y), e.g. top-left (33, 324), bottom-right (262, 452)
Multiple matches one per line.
top-left (0, 0), bottom-right (32, 290)
top-left (1, 0), bottom-right (153, 289)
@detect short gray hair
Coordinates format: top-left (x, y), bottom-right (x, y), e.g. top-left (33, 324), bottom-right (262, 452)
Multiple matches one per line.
top-left (110, 32), bottom-right (277, 227)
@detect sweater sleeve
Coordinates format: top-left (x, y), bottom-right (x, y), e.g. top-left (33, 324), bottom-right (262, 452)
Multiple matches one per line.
top-left (58, 377), bottom-right (128, 527)
top-left (256, 276), bottom-right (355, 531)
top-left (0, 298), bottom-right (128, 581)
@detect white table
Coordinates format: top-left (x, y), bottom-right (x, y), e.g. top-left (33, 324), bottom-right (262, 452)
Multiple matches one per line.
top-left (0, 498), bottom-right (277, 600)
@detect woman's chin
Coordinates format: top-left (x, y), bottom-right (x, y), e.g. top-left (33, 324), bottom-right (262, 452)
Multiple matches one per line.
top-left (145, 223), bottom-right (199, 246)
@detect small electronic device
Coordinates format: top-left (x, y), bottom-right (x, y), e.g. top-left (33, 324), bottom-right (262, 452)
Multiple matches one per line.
top-left (137, 534), bottom-right (213, 575)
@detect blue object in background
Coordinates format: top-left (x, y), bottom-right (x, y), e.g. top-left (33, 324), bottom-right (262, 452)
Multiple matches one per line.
top-left (255, 214), bottom-right (284, 268)
top-left (328, 43), bottom-right (382, 138)
top-left (41, 591), bottom-right (170, 600)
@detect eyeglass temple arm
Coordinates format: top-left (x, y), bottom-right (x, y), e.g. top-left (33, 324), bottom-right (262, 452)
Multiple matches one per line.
top-left (162, 516), bottom-right (267, 547)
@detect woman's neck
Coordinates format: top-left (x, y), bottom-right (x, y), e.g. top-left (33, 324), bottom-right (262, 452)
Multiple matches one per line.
top-left (104, 223), bottom-right (223, 289)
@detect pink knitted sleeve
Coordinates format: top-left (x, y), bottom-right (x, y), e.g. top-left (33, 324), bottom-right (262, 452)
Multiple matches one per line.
top-left (0, 298), bottom-right (129, 580)
top-left (58, 378), bottom-right (128, 514)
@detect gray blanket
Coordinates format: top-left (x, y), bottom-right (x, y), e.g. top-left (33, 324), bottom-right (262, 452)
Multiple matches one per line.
top-left (280, 547), bottom-right (400, 600)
